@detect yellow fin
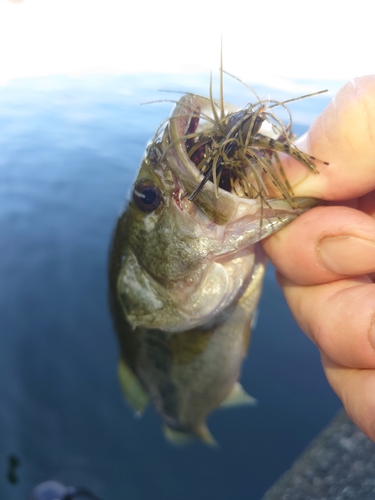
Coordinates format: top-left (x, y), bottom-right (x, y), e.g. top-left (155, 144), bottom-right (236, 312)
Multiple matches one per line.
top-left (250, 307), bottom-right (259, 331)
top-left (163, 423), bottom-right (218, 447)
top-left (118, 358), bottom-right (149, 415)
top-left (220, 382), bottom-right (258, 408)
top-left (195, 423), bottom-right (218, 448)
top-left (163, 426), bottom-right (193, 446)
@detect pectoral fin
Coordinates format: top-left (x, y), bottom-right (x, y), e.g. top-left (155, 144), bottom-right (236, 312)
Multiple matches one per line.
top-left (118, 358), bottom-right (149, 415)
top-left (220, 382), bottom-right (258, 408)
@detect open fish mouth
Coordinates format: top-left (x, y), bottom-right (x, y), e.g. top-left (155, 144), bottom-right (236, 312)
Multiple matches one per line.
top-left (160, 82), bottom-right (328, 215)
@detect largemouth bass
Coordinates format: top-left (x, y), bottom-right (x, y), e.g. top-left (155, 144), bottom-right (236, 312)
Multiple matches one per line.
top-left (109, 73), bottom-right (325, 445)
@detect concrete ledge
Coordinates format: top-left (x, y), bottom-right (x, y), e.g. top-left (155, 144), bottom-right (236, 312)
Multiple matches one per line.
top-left (261, 409), bottom-right (375, 500)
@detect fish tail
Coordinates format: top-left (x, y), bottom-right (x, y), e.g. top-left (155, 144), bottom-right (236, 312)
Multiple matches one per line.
top-left (163, 425), bottom-right (193, 446)
top-left (195, 423), bottom-right (218, 448)
top-left (163, 423), bottom-right (218, 447)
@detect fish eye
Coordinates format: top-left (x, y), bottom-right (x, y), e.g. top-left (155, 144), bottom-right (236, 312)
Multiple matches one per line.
top-left (133, 180), bottom-right (162, 212)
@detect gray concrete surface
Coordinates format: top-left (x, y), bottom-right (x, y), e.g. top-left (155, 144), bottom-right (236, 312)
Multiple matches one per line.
top-left (261, 410), bottom-right (375, 500)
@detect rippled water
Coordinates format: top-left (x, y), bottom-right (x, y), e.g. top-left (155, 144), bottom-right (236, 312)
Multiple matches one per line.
top-left (0, 73), bottom-right (342, 500)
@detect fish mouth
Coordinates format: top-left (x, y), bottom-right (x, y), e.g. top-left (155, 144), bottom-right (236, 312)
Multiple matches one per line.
top-left (167, 94), bottom-right (253, 200)
top-left (163, 92), bottom-right (321, 225)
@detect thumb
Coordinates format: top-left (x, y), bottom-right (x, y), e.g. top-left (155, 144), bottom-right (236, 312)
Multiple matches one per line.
top-left (281, 75), bottom-right (375, 200)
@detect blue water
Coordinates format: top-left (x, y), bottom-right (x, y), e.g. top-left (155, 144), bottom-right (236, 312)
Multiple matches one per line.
top-left (0, 73), bottom-right (342, 500)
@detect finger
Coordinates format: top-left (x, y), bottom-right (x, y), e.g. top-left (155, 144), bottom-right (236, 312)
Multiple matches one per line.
top-left (322, 354), bottom-right (375, 442)
top-left (279, 75), bottom-right (375, 200)
top-left (359, 190), bottom-right (375, 217)
top-left (278, 273), bottom-right (375, 369)
top-left (262, 205), bottom-right (375, 286)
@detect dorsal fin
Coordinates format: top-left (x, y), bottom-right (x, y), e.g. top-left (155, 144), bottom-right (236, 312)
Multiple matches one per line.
top-left (118, 358), bottom-right (149, 415)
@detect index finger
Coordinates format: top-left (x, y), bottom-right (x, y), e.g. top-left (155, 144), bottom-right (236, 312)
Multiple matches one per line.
top-left (280, 75), bottom-right (375, 200)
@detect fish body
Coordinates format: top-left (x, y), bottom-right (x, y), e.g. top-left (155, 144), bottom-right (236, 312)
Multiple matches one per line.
top-left (109, 82), bottom-right (321, 444)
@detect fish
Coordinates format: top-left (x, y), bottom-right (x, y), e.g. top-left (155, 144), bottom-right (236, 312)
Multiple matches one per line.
top-left (108, 69), bottom-right (326, 445)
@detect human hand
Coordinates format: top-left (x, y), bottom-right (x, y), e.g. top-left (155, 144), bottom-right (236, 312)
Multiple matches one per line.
top-left (262, 75), bottom-right (375, 441)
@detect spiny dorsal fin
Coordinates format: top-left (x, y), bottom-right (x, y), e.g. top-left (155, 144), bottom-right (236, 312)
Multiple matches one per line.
top-left (118, 358), bottom-right (149, 415)
top-left (220, 382), bottom-right (258, 408)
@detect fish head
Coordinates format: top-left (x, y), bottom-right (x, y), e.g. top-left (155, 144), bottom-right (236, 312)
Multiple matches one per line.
top-left (111, 93), bottom-right (318, 333)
